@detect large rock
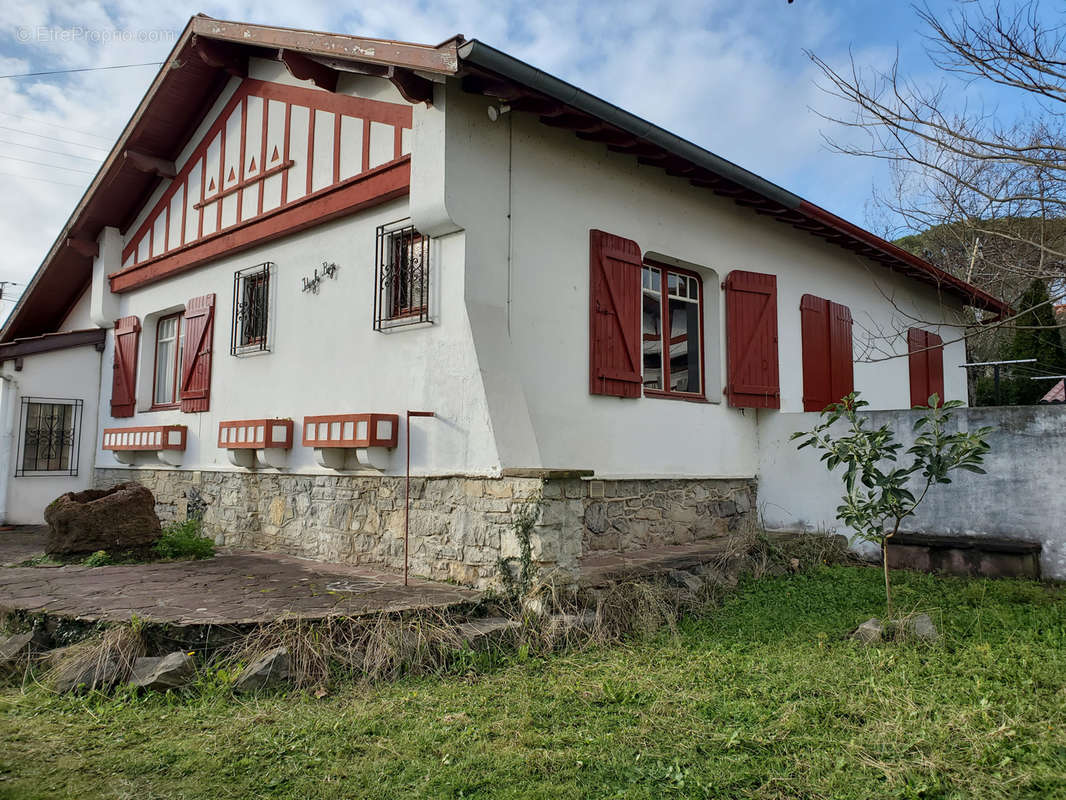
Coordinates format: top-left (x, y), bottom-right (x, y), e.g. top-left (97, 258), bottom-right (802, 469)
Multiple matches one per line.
top-left (234, 647), bottom-right (290, 692)
top-left (129, 652), bottom-right (196, 690)
top-left (44, 483), bottom-right (161, 556)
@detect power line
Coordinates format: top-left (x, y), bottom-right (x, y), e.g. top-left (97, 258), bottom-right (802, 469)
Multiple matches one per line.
top-left (0, 125), bottom-right (110, 152)
top-left (0, 62), bottom-right (164, 79)
top-left (0, 111), bottom-right (113, 142)
top-left (0, 138), bottom-right (102, 162)
top-left (0, 155), bottom-right (96, 174)
top-left (0, 170), bottom-right (86, 187)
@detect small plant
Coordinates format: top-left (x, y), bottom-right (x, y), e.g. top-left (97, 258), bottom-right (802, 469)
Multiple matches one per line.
top-left (792, 392), bottom-right (993, 618)
top-left (82, 550), bottom-right (113, 568)
top-left (154, 520), bottom-right (215, 561)
top-left (496, 502), bottom-right (540, 604)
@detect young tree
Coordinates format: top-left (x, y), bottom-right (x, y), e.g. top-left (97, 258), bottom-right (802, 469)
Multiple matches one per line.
top-left (1005, 278), bottom-right (1066, 403)
top-left (792, 393), bottom-right (993, 618)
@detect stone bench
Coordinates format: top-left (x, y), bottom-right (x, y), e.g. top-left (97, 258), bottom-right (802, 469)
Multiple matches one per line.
top-left (886, 533), bottom-right (1041, 579)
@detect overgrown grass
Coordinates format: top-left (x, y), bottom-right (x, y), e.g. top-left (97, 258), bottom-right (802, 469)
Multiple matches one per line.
top-left (1, 566), bottom-right (1064, 799)
top-left (153, 519), bottom-right (214, 561)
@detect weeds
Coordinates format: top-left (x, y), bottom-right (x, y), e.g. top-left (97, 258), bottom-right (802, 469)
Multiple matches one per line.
top-left (154, 519), bottom-right (215, 561)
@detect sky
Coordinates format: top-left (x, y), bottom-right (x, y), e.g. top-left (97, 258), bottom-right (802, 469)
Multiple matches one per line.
top-left (0, 0), bottom-right (1053, 318)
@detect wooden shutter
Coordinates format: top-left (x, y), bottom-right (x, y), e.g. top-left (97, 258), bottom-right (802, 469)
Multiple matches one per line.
top-left (589, 229), bottom-right (643, 398)
top-left (180, 294), bottom-right (216, 413)
top-left (800, 295), bottom-right (831, 411)
top-left (110, 316), bottom-right (140, 418)
top-left (829, 301), bottom-right (854, 403)
top-left (801, 294), bottom-right (854, 411)
top-left (908, 328), bottom-right (945, 407)
top-left (725, 270), bottom-right (779, 408)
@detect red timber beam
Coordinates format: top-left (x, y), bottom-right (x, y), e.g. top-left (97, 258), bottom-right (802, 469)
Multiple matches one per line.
top-left (109, 157), bottom-right (411, 292)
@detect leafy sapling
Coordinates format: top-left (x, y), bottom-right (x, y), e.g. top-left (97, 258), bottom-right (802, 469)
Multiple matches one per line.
top-left (792, 392), bottom-right (993, 619)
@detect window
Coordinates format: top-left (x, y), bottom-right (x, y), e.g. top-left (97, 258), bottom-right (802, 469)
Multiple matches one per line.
top-left (231, 262), bottom-right (273, 355)
top-left (374, 219), bottom-right (430, 329)
top-left (152, 313), bottom-right (184, 407)
top-left (16, 398), bottom-right (82, 476)
top-left (641, 263), bottom-right (704, 397)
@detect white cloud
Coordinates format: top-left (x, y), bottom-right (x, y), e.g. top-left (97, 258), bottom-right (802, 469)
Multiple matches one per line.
top-left (0, 0), bottom-right (908, 321)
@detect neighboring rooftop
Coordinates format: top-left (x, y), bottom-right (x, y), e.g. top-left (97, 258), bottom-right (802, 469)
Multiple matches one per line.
top-left (1, 15), bottom-right (1010, 343)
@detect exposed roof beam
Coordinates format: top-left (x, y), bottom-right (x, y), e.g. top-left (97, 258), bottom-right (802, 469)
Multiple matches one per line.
top-left (66, 238), bottom-right (99, 259)
top-left (390, 68), bottom-right (435, 105)
top-left (278, 49), bottom-right (338, 92)
top-left (191, 34), bottom-right (246, 76)
top-left (123, 149), bottom-right (176, 179)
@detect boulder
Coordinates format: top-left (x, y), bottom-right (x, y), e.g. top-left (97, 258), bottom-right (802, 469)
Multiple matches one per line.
top-left (667, 569), bottom-right (704, 594)
top-left (44, 483), bottom-right (161, 556)
top-left (234, 647), bottom-right (290, 692)
top-left (851, 617), bottom-right (884, 645)
top-left (53, 658), bottom-right (124, 693)
top-left (454, 617), bottom-right (521, 650)
top-left (0, 632), bottom-right (36, 667)
top-left (129, 652), bottom-right (196, 690)
top-left (900, 613), bottom-right (939, 643)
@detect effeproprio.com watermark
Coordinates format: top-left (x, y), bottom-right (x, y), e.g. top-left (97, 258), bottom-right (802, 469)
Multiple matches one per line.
top-left (15, 26), bottom-right (177, 44)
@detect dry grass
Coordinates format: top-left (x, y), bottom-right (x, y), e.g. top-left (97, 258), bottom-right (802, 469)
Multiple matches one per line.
top-left (43, 624), bottom-right (146, 692)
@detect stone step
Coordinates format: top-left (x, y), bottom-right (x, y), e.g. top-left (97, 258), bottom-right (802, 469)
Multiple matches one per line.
top-left (578, 540), bottom-right (740, 587)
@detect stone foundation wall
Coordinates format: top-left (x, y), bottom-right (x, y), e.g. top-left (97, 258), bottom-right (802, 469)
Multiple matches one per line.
top-left (580, 478), bottom-right (756, 554)
top-left (95, 469), bottom-right (756, 588)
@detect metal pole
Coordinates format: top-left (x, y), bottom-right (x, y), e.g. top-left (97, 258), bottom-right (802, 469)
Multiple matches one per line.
top-left (404, 410), bottom-right (435, 586)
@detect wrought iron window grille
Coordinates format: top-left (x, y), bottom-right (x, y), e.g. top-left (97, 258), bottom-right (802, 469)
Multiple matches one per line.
top-left (231, 262), bottom-right (273, 356)
top-left (15, 397), bottom-right (82, 477)
top-left (374, 219), bottom-right (431, 330)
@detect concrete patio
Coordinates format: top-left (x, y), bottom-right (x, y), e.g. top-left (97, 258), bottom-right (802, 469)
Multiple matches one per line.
top-left (0, 528), bottom-right (479, 625)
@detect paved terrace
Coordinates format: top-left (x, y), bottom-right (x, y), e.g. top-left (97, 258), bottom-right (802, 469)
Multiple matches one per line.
top-left (0, 529), bottom-right (479, 625)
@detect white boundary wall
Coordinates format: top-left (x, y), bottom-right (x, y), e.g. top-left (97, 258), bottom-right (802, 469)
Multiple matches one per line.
top-left (759, 405), bottom-right (1066, 580)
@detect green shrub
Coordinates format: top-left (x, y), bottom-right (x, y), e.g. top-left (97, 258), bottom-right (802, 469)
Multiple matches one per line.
top-left (154, 520), bottom-right (215, 561)
top-left (82, 550), bottom-right (113, 567)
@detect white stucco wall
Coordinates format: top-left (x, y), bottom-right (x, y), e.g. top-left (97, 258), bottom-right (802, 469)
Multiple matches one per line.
top-left (438, 83), bottom-right (969, 479)
top-left (0, 344), bottom-right (103, 523)
top-left (94, 200), bottom-right (500, 477)
top-left (759, 406), bottom-right (1066, 580)
top-left (57, 288), bottom-right (93, 332)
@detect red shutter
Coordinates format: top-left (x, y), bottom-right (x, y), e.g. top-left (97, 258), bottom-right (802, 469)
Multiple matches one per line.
top-left (908, 328), bottom-right (944, 407)
top-left (800, 295), bottom-right (831, 411)
top-left (589, 229), bottom-right (643, 398)
top-left (725, 270), bottom-right (779, 408)
top-left (829, 301), bottom-right (854, 403)
top-left (180, 293), bottom-right (215, 413)
top-left (110, 316), bottom-right (140, 418)
top-left (801, 295), bottom-right (854, 411)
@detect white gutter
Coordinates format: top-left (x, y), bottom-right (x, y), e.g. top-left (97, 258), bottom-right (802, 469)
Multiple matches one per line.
top-left (0, 376), bottom-right (18, 525)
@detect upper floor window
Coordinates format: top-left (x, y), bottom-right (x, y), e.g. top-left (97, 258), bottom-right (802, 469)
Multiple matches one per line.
top-left (641, 263), bottom-right (704, 397)
top-left (231, 262), bottom-right (273, 355)
top-left (153, 313), bottom-right (184, 408)
top-left (374, 219), bottom-right (430, 330)
top-left (16, 397), bottom-right (82, 476)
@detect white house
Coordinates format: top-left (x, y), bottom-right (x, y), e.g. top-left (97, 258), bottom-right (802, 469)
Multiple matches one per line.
top-left (0, 17), bottom-right (1008, 587)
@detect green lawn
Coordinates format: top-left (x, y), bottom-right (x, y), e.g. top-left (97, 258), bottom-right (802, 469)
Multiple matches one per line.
top-left (2, 566), bottom-right (1064, 799)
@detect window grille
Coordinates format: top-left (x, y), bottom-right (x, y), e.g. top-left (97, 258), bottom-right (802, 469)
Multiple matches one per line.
top-left (374, 219), bottom-right (430, 330)
top-left (231, 262), bottom-right (273, 355)
top-left (15, 398), bottom-right (82, 477)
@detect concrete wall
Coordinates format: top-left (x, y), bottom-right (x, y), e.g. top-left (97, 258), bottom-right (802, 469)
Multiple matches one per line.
top-left (758, 405), bottom-right (1066, 580)
top-left (441, 82), bottom-right (970, 480)
top-left (0, 344), bottom-right (103, 523)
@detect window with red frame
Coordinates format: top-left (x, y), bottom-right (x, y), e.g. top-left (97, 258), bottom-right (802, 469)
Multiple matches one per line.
top-left (152, 313), bottom-right (185, 408)
top-left (374, 220), bottom-right (431, 329)
top-left (641, 263), bottom-right (704, 397)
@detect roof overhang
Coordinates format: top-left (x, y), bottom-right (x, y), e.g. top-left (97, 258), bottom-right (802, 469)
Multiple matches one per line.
top-left (457, 40), bottom-right (1011, 317)
top-left (2, 20), bottom-right (1008, 344)
top-left (0, 328), bottom-right (106, 363)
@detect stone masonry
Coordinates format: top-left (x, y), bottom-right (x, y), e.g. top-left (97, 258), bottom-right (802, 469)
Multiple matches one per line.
top-left (95, 469), bottom-right (757, 589)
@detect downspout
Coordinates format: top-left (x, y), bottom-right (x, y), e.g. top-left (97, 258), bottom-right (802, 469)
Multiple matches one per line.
top-left (0, 376), bottom-right (18, 525)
